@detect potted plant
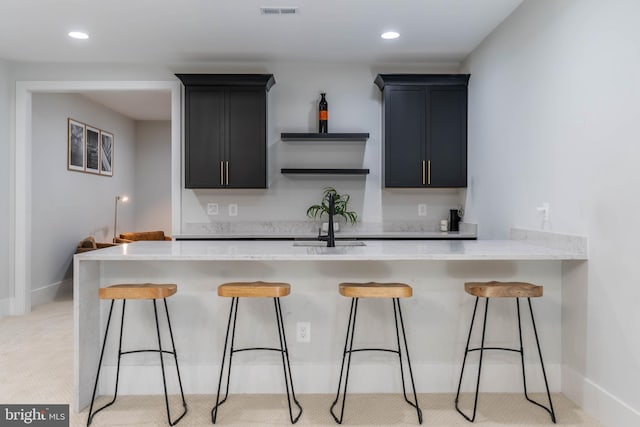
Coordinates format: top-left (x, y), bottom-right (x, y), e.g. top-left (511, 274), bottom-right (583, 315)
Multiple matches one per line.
top-left (306, 187), bottom-right (358, 231)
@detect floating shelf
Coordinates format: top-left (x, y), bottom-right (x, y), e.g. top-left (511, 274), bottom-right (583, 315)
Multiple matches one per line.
top-left (281, 168), bottom-right (370, 175)
top-left (281, 133), bottom-right (369, 142)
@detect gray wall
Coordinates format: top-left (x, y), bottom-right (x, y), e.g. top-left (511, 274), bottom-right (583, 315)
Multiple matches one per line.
top-left (30, 93), bottom-right (136, 292)
top-left (463, 0), bottom-right (640, 424)
top-left (0, 60), bottom-right (10, 301)
top-left (134, 121), bottom-right (171, 234)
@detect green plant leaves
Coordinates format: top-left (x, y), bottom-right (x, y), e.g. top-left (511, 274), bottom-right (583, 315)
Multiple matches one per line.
top-left (306, 187), bottom-right (358, 224)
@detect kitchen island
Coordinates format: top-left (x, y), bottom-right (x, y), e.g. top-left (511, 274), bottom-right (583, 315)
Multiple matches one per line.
top-left (74, 230), bottom-right (586, 412)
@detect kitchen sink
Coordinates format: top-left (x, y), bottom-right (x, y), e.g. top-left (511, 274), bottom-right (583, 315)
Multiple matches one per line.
top-left (293, 240), bottom-right (366, 247)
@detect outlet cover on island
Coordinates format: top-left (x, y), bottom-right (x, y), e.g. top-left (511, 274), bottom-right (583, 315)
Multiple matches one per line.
top-left (228, 204), bottom-right (238, 216)
top-left (296, 322), bottom-right (310, 343)
top-left (207, 203), bottom-right (218, 215)
top-left (418, 203), bottom-right (427, 217)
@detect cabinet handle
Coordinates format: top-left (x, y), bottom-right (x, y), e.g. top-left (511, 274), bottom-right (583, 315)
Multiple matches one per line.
top-left (220, 161), bottom-right (224, 186)
top-left (422, 160), bottom-right (426, 185)
top-left (428, 160), bottom-right (431, 185)
top-left (226, 161), bottom-right (229, 186)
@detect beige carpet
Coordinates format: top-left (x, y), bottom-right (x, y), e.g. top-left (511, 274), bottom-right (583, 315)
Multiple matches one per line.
top-left (0, 297), bottom-right (602, 427)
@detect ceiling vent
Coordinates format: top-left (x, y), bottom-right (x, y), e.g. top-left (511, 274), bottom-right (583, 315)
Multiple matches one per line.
top-left (260, 7), bottom-right (298, 15)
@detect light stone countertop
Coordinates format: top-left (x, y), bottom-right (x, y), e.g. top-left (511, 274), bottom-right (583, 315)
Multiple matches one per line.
top-left (75, 238), bottom-right (587, 261)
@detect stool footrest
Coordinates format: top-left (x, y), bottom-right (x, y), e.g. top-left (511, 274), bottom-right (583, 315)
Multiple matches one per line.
top-left (467, 346), bottom-right (521, 353)
top-left (348, 348), bottom-right (400, 355)
top-left (120, 349), bottom-right (177, 356)
top-left (232, 347), bottom-right (285, 354)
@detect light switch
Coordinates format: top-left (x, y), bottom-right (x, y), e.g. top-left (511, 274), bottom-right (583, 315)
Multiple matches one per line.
top-left (418, 204), bottom-right (427, 217)
top-left (228, 204), bottom-right (238, 216)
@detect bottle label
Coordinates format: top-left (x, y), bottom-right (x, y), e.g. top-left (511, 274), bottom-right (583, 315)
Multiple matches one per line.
top-left (319, 111), bottom-right (328, 120)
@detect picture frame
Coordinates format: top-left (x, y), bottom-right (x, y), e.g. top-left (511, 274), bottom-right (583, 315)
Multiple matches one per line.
top-left (67, 118), bottom-right (85, 171)
top-left (85, 125), bottom-right (100, 174)
top-left (100, 130), bottom-right (114, 176)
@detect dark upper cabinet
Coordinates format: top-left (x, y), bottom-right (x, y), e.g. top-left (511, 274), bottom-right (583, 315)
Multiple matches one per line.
top-left (375, 74), bottom-right (469, 188)
top-left (176, 74), bottom-right (275, 189)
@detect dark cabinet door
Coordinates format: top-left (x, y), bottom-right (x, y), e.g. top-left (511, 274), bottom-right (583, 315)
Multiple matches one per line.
top-left (226, 89), bottom-right (266, 188)
top-left (178, 74), bottom-right (274, 189)
top-left (384, 87), bottom-right (425, 187)
top-left (185, 88), bottom-right (225, 188)
top-left (427, 86), bottom-right (467, 187)
top-left (376, 74), bottom-right (469, 188)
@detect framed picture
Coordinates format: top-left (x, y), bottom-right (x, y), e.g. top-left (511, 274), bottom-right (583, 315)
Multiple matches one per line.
top-left (100, 131), bottom-right (114, 176)
top-left (85, 126), bottom-right (100, 174)
top-left (67, 118), bottom-right (85, 171)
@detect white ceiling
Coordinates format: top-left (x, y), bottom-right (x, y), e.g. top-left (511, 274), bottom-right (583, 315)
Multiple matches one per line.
top-left (0, 0), bottom-right (523, 64)
top-left (4, 0), bottom-right (524, 120)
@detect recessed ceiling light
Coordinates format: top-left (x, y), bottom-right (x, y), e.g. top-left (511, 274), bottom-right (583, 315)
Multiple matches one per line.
top-left (68, 31), bottom-right (89, 40)
top-left (381, 31), bottom-right (400, 40)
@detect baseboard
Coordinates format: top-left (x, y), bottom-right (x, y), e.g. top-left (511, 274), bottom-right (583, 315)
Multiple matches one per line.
top-left (563, 365), bottom-right (640, 427)
top-left (31, 279), bottom-right (72, 307)
top-left (98, 362), bottom-right (561, 395)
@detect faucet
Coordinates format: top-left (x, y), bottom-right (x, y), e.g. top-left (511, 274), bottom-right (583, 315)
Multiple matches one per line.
top-left (317, 192), bottom-right (336, 247)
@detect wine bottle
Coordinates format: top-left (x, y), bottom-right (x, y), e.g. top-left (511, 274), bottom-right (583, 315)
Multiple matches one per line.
top-left (318, 92), bottom-right (328, 133)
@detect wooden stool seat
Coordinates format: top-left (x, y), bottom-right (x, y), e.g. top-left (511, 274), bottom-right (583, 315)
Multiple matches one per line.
top-left (217, 281), bottom-right (291, 298)
top-left (339, 282), bottom-right (413, 298)
top-left (99, 283), bottom-right (177, 300)
top-left (464, 281), bottom-right (543, 298)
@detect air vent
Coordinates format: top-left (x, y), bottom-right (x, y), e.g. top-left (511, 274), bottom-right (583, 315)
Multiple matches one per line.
top-left (260, 7), bottom-right (298, 15)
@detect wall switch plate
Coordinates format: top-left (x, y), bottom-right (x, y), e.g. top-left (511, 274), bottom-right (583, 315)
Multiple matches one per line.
top-left (207, 203), bottom-right (218, 215)
top-left (418, 203), bottom-right (427, 217)
top-left (228, 204), bottom-right (238, 216)
top-left (296, 322), bottom-right (311, 343)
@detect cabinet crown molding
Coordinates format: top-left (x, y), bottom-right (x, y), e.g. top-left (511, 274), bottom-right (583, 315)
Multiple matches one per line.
top-left (374, 74), bottom-right (470, 90)
top-left (176, 74), bottom-right (275, 91)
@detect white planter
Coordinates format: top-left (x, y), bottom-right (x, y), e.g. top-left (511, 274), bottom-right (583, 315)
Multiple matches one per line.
top-left (321, 222), bottom-right (340, 232)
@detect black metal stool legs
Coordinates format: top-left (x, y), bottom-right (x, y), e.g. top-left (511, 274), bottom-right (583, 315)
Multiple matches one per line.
top-left (330, 298), bottom-right (422, 425)
top-left (153, 299), bottom-right (188, 426)
top-left (455, 297), bottom-right (489, 422)
top-left (455, 297), bottom-right (556, 423)
top-left (87, 299), bottom-right (125, 426)
top-left (212, 297), bottom-right (302, 424)
top-left (393, 298), bottom-right (423, 424)
top-left (518, 298), bottom-right (557, 422)
top-left (88, 298), bottom-right (187, 426)
top-left (330, 298), bottom-right (359, 424)
top-left (211, 297), bottom-right (239, 423)
top-left (274, 298), bottom-right (303, 423)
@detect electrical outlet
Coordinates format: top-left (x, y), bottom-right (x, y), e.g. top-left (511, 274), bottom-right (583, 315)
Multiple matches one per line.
top-left (228, 204), bottom-right (238, 216)
top-left (418, 203), bottom-right (427, 217)
top-left (296, 322), bottom-right (311, 343)
top-left (207, 203), bottom-right (218, 215)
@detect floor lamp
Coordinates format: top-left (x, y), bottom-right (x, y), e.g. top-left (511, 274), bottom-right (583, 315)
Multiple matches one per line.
top-left (113, 195), bottom-right (129, 243)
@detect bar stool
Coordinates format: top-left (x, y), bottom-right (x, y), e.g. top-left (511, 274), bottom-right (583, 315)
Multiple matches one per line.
top-left (455, 281), bottom-right (556, 423)
top-left (211, 281), bottom-right (303, 424)
top-left (87, 283), bottom-right (187, 426)
top-left (330, 282), bottom-right (422, 424)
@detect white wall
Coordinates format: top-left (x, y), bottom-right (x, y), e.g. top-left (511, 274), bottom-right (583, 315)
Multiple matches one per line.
top-left (30, 93), bottom-right (136, 293)
top-left (181, 61), bottom-right (465, 232)
top-left (463, 0), bottom-right (640, 424)
top-left (0, 60), bottom-right (10, 302)
top-left (134, 120), bottom-right (171, 234)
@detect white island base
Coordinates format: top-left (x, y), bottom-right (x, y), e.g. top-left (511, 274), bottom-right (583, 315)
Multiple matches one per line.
top-left (74, 235), bottom-right (587, 412)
